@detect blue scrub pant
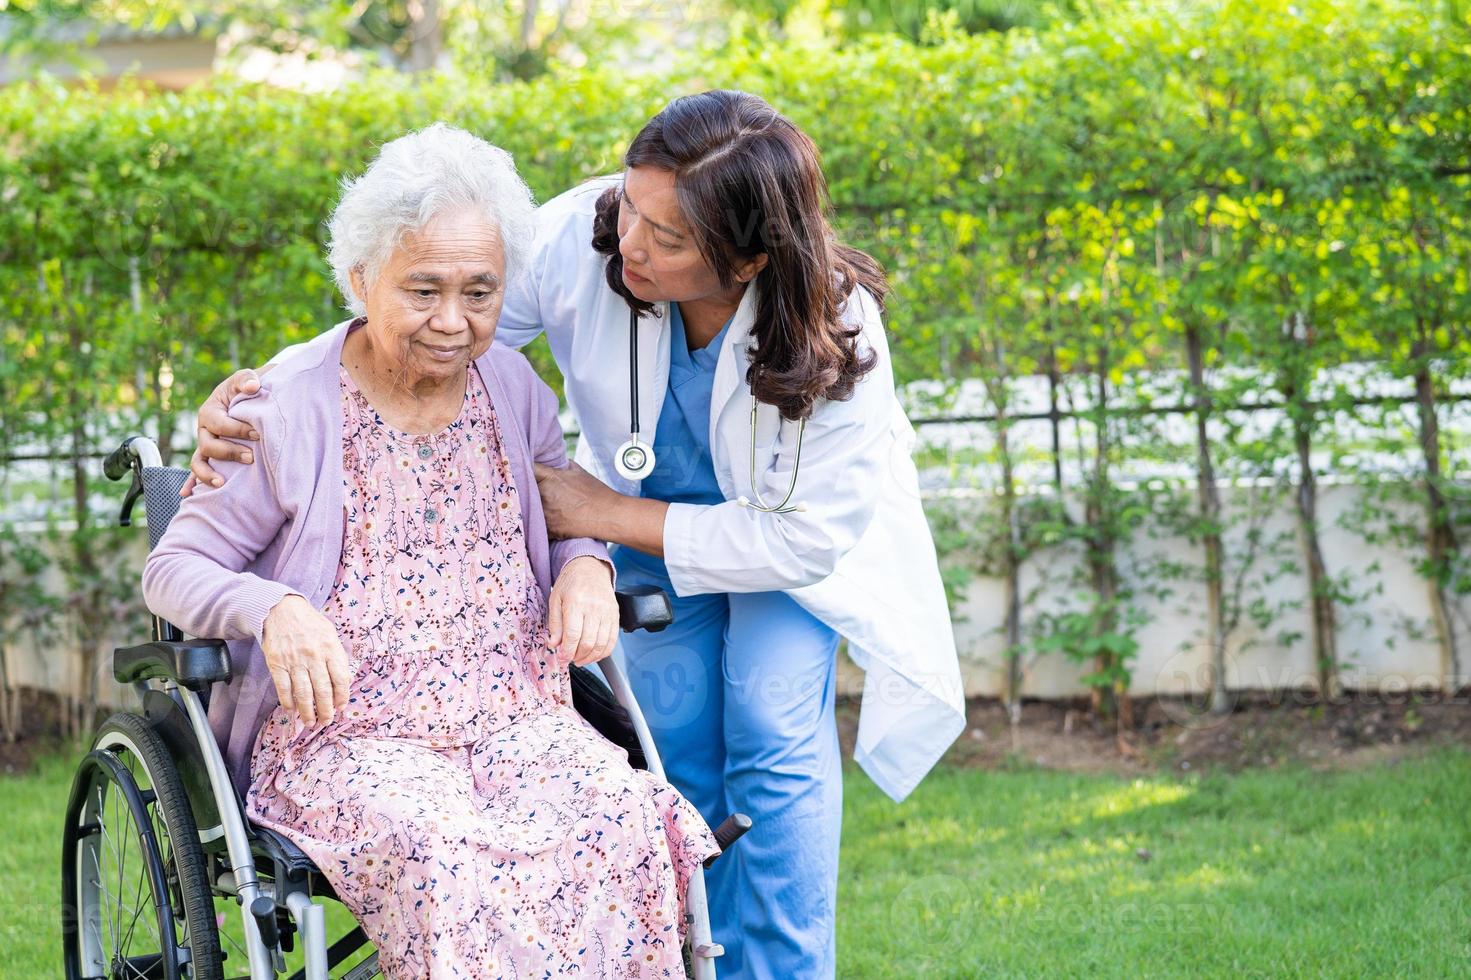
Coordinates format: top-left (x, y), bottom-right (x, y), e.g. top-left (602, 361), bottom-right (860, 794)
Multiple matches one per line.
top-left (612, 546), bottom-right (843, 980)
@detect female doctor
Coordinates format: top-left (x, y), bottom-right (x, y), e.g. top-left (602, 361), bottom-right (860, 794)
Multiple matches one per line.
top-left (187, 90), bottom-right (965, 979)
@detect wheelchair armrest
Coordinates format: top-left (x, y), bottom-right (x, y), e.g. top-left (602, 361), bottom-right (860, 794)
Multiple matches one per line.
top-left (114, 639), bottom-right (232, 690)
top-left (615, 585), bottom-right (673, 633)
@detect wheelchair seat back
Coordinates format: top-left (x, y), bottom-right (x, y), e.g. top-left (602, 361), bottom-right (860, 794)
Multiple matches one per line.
top-left (140, 465), bottom-right (190, 551)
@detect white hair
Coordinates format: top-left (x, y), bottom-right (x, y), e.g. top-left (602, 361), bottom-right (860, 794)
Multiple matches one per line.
top-left (326, 122), bottom-right (536, 315)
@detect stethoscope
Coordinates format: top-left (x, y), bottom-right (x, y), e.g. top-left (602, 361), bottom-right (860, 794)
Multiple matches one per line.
top-left (614, 308), bottom-right (807, 513)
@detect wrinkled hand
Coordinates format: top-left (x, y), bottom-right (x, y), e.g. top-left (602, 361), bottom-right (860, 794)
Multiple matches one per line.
top-left (180, 368), bottom-right (265, 496)
top-left (547, 556), bottom-right (618, 667)
top-left (261, 595), bottom-right (352, 726)
top-left (534, 461), bottom-right (613, 540)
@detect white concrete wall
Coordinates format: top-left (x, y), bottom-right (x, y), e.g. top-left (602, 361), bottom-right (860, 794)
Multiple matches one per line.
top-left (1, 531), bottom-right (148, 712)
top-left (4, 480), bottom-right (1467, 714)
top-left (940, 482), bottom-right (1468, 699)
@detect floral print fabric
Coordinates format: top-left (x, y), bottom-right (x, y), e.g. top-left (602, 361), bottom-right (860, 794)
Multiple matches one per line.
top-left (247, 362), bottom-right (719, 979)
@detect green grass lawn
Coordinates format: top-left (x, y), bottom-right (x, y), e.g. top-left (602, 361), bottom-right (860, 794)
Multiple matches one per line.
top-left (5, 747), bottom-right (1469, 978)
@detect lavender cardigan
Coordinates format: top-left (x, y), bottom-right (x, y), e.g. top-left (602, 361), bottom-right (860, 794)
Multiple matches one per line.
top-left (142, 318), bottom-right (611, 793)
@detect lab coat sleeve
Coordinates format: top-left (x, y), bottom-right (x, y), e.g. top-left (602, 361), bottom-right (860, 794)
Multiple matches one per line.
top-left (492, 250), bottom-right (545, 351)
top-left (498, 177), bottom-right (619, 352)
top-left (519, 358), bottom-right (615, 586)
top-left (492, 184), bottom-right (600, 352)
top-left (662, 355), bottom-right (893, 596)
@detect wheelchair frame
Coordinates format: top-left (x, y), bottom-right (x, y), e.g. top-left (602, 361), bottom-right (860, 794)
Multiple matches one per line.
top-left (62, 435), bottom-right (742, 979)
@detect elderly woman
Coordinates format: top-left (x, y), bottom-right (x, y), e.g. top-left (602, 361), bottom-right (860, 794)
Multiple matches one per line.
top-left (141, 124), bottom-right (719, 978)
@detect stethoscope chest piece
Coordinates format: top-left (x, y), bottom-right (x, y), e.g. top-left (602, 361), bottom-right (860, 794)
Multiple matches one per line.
top-left (614, 438), bottom-right (657, 481)
top-left (619, 307), bottom-right (658, 482)
top-left (616, 304), bottom-right (806, 512)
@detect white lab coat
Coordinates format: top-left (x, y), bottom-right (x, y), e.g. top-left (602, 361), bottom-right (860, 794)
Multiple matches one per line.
top-left (495, 176), bottom-right (965, 802)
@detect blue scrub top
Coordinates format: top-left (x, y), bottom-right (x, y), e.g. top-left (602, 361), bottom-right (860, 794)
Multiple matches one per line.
top-left (613, 302), bottom-right (843, 979)
top-left (638, 302), bottom-right (732, 507)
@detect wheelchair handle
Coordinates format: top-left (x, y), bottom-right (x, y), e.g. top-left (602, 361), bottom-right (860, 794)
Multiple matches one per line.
top-left (104, 436), bottom-right (166, 529)
top-left (704, 813), bottom-right (754, 869)
top-left (104, 435), bottom-right (162, 481)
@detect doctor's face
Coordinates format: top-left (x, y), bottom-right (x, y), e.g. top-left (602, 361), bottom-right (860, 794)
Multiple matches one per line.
top-left (617, 166), bottom-right (748, 305)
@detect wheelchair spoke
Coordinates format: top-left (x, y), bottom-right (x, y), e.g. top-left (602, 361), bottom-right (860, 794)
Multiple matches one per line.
top-left (102, 851), bottom-right (150, 964)
top-left (117, 784), bottom-right (133, 960)
top-left (118, 782), bottom-right (138, 959)
top-left (143, 767), bottom-right (195, 966)
top-left (103, 781), bottom-right (124, 959)
top-left (121, 791), bottom-right (159, 958)
top-left (123, 808), bottom-right (150, 953)
top-left (218, 910), bottom-right (250, 965)
top-left (87, 824), bottom-right (108, 971)
top-left (120, 874), bottom-right (149, 964)
top-left (90, 757), bottom-right (169, 976)
top-left (95, 783), bottom-right (125, 965)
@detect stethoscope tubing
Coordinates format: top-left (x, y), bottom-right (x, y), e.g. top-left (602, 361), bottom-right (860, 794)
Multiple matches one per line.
top-left (617, 306), bottom-right (804, 513)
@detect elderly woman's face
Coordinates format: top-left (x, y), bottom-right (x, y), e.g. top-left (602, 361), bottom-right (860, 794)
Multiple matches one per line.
top-left (353, 210), bottom-right (506, 382)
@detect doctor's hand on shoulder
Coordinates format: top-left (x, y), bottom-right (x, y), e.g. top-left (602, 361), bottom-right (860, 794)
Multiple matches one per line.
top-left (535, 460), bottom-right (671, 559)
top-left (183, 367), bottom-right (270, 494)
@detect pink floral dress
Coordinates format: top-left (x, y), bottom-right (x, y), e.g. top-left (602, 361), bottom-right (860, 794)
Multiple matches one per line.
top-left (247, 362), bottom-right (719, 979)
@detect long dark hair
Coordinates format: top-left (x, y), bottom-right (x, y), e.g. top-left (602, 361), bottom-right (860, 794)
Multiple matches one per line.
top-left (590, 90), bottom-right (884, 420)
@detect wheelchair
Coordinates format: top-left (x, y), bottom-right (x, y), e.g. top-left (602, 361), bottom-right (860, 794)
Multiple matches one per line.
top-left (61, 435), bottom-right (752, 980)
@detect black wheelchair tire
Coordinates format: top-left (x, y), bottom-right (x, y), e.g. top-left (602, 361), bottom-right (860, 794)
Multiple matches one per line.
top-left (63, 711), bottom-right (224, 980)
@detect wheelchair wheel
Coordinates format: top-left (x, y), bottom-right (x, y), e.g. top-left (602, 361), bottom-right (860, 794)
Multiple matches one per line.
top-left (62, 712), bottom-right (223, 980)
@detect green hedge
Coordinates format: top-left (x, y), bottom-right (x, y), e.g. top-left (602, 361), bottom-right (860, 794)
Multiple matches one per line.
top-left (1, 0), bottom-right (1466, 440)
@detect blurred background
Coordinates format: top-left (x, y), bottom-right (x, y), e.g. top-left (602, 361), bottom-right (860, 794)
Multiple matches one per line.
top-left (0, 3), bottom-right (1469, 973)
top-left (5, 0), bottom-right (1468, 727)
